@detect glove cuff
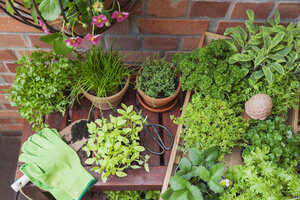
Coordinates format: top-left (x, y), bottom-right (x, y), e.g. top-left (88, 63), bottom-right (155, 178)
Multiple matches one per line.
top-left (63, 165), bottom-right (97, 200)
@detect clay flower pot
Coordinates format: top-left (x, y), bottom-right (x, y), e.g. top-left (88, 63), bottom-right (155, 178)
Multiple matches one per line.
top-left (136, 67), bottom-right (181, 109)
top-left (81, 76), bottom-right (130, 110)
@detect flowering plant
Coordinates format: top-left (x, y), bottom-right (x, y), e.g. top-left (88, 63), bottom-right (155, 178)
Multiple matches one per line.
top-left (5, 0), bottom-right (130, 55)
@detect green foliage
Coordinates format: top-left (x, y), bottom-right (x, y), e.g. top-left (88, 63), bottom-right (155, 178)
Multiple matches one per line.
top-left (242, 72), bottom-right (300, 118)
top-left (73, 44), bottom-right (129, 100)
top-left (137, 56), bottom-right (176, 98)
top-left (225, 9), bottom-right (300, 84)
top-left (82, 104), bottom-right (149, 183)
top-left (243, 116), bottom-right (300, 169)
top-left (175, 94), bottom-right (248, 160)
top-left (162, 147), bottom-right (226, 200)
top-left (7, 50), bottom-right (78, 132)
top-left (221, 147), bottom-right (300, 199)
top-left (104, 190), bottom-right (161, 200)
top-left (40, 33), bottom-right (74, 56)
top-left (172, 39), bottom-right (249, 110)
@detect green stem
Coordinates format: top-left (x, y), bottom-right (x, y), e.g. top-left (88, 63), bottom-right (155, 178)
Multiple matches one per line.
top-left (107, 0), bottom-right (116, 12)
top-left (92, 24), bottom-right (95, 35)
top-left (116, 0), bottom-right (120, 12)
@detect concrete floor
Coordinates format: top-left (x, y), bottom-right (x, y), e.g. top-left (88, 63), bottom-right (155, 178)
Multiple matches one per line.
top-left (0, 135), bottom-right (21, 200)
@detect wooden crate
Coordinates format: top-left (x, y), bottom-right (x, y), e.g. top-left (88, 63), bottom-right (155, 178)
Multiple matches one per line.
top-left (160, 32), bottom-right (300, 198)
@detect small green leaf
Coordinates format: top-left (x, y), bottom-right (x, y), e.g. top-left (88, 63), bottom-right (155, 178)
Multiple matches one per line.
top-left (208, 180), bottom-right (224, 193)
top-left (134, 146), bottom-right (145, 151)
top-left (39, 33), bottom-right (60, 44)
top-left (274, 9), bottom-right (280, 25)
top-left (189, 148), bottom-right (204, 165)
top-left (262, 66), bottom-right (273, 84)
top-left (6, 0), bottom-right (14, 16)
top-left (229, 54), bottom-right (252, 64)
top-left (117, 119), bottom-right (126, 126)
top-left (131, 165), bottom-right (141, 169)
top-left (144, 163), bottom-right (150, 172)
top-left (198, 166), bottom-right (210, 182)
top-left (246, 9), bottom-right (254, 22)
top-left (169, 176), bottom-right (188, 191)
top-left (186, 183), bottom-right (203, 200)
top-left (126, 105), bottom-right (133, 113)
top-left (271, 62), bottom-right (284, 74)
top-left (85, 158), bottom-right (94, 165)
top-left (179, 157), bottom-right (192, 171)
top-left (116, 171), bottom-right (127, 177)
top-left (210, 163), bottom-right (224, 180)
top-left (161, 188), bottom-right (173, 200)
top-left (39, 0), bottom-right (60, 21)
top-left (53, 36), bottom-right (74, 56)
top-left (271, 31), bottom-right (285, 49)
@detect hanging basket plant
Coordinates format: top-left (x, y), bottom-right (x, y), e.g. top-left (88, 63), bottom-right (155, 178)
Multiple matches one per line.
top-left (0, 0), bottom-right (138, 54)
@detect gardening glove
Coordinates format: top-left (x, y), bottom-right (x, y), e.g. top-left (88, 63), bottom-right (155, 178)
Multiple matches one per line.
top-left (20, 163), bottom-right (73, 200)
top-left (19, 128), bottom-right (97, 200)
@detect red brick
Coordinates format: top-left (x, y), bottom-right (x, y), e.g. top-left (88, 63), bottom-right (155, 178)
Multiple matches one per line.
top-left (12, 118), bottom-right (24, 124)
top-left (0, 94), bottom-right (10, 103)
top-left (104, 20), bottom-right (129, 34)
top-left (0, 35), bottom-right (27, 47)
top-left (0, 85), bottom-right (12, 93)
top-left (2, 75), bottom-right (15, 83)
top-left (231, 2), bottom-right (274, 19)
top-left (277, 3), bottom-right (300, 19)
top-left (148, 0), bottom-right (188, 17)
top-left (0, 63), bottom-right (6, 73)
top-left (0, 118), bottom-right (12, 124)
top-left (0, 110), bottom-right (20, 117)
top-left (28, 35), bottom-right (52, 48)
top-left (119, 51), bottom-right (157, 63)
top-left (3, 103), bottom-right (17, 110)
top-left (144, 37), bottom-right (178, 50)
top-left (107, 37), bottom-right (140, 50)
top-left (216, 21), bottom-right (245, 35)
top-left (6, 63), bottom-right (19, 73)
top-left (131, 0), bottom-right (143, 15)
top-left (138, 19), bottom-right (209, 35)
top-left (0, 50), bottom-right (16, 61)
top-left (1, 131), bottom-right (22, 135)
top-left (5, 124), bottom-right (23, 131)
top-left (181, 37), bottom-right (202, 50)
top-left (0, 16), bottom-right (42, 33)
top-left (190, 1), bottom-right (230, 18)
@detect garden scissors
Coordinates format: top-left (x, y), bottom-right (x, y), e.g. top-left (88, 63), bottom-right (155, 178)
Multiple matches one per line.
top-left (134, 106), bottom-right (174, 155)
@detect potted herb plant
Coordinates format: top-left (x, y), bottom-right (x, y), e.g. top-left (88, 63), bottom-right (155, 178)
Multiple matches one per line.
top-left (7, 49), bottom-right (79, 132)
top-left (82, 104), bottom-right (149, 183)
top-left (73, 43), bottom-right (130, 110)
top-left (136, 56), bottom-right (181, 110)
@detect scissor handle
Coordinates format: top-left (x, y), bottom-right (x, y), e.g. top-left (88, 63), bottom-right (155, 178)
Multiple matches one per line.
top-left (141, 131), bottom-right (165, 155)
top-left (152, 124), bottom-right (174, 150)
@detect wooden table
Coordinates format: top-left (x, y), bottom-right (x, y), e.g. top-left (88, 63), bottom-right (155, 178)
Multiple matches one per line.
top-left (14, 82), bottom-right (183, 197)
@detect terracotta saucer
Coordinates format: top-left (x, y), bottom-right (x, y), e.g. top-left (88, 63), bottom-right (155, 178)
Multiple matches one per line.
top-left (137, 93), bottom-right (179, 113)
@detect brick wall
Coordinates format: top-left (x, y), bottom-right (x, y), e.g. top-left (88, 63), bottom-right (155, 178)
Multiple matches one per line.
top-left (0, 0), bottom-right (300, 135)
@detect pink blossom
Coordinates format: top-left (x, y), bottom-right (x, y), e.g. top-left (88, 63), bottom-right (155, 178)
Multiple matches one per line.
top-left (91, 15), bottom-right (108, 28)
top-left (65, 37), bottom-right (82, 47)
top-left (112, 11), bottom-right (129, 22)
top-left (84, 34), bottom-right (102, 45)
top-left (38, 20), bottom-right (50, 34)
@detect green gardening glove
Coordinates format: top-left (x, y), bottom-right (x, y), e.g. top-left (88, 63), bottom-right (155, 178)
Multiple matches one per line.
top-left (19, 128), bottom-right (97, 200)
top-left (21, 163), bottom-right (73, 200)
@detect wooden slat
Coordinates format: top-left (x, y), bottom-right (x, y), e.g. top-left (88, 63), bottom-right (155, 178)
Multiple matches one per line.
top-left (45, 108), bottom-right (69, 132)
top-left (162, 100), bottom-right (181, 165)
top-left (160, 90), bottom-right (191, 197)
top-left (89, 166), bottom-right (167, 191)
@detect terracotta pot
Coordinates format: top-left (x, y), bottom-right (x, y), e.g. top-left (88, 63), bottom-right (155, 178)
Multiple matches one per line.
top-left (137, 67), bottom-right (181, 108)
top-left (81, 76), bottom-right (130, 110)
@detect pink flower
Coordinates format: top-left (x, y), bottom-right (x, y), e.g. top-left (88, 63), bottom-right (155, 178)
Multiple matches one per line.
top-left (91, 15), bottom-right (108, 28)
top-left (38, 20), bottom-right (50, 34)
top-left (65, 37), bottom-right (82, 47)
top-left (112, 11), bottom-right (129, 22)
top-left (84, 34), bottom-right (102, 45)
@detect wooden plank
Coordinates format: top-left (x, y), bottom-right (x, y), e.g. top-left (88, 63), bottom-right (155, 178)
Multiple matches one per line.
top-left (162, 100), bottom-right (181, 166)
top-left (160, 90), bottom-right (191, 197)
top-left (45, 109), bottom-right (69, 132)
top-left (88, 166), bottom-right (167, 191)
top-left (72, 95), bottom-right (92, 121)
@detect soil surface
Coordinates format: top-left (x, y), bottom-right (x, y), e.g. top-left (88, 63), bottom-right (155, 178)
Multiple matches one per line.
top-left (71, 120), bottom-right (90, 143)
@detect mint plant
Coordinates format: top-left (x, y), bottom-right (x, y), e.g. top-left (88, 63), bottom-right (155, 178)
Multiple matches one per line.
top-left (225, 9), bottom-right (300, 84)
top-left (137, 56), bottom-right (176, 98)
top-left (221, 147), bottom-right (300, 199)
top-left (7, 50), bottom-right (79, 132)
top-left (82, 104), bottom-right (149, 183)
top-left (162, 147), bottom-right (226, 200)
top-left (243, 116), bottom-right (300, 169)
top-left (105, 190), bottom-right (160, 200)
top-left (174, 94), bottom-right (249, 160)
